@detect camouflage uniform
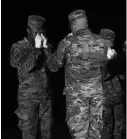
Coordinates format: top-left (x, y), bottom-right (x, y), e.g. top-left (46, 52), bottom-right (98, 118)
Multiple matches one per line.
top-left (100, 29), bottom-right (125, 139)
top-left (10, 16), bottom-right (52, 139)
top-left (47, 10), bottom-right (116, 139)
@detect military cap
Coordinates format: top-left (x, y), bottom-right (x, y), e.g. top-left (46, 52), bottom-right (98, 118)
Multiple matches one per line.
top-left (100, 29), bottom-right (115, 40)
top-left (27, 15), bottom-right (45, 32)
top-left (68, 9), bottom-right (87, 23)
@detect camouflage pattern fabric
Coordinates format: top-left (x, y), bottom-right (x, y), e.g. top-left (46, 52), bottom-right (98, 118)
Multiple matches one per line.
top-left (102, 45), bottom-right (125, 139)
top-left (102, 75), bottom-right (125, 139)
top-left (10, 37), bottom-right (52, 139)
top-left (47, 29), bottom-right (124, 139)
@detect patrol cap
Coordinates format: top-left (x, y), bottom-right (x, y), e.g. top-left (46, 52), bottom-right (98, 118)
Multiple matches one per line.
top-left (100, 29), bottom-right (115, 41)
top-left (27, 15), bottom-right (45, 32)
top-left (68, 9), bottom-right (87, 23)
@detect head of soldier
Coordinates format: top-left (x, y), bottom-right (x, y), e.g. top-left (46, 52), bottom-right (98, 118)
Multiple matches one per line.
top-left (68, 10), bottom-right (88, 34)
top-left (27, 15), bottom-right (46, 48)
top-left (100, 29), bottom-right (115, 47)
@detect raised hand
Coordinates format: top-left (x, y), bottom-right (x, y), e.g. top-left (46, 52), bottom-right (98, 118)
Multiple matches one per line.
top-left (35, 34), bottom-right (42, 48)
top-left (41, 33), bottom-right (48, 48)
top-left (107, 47), bottom-right (117, 59)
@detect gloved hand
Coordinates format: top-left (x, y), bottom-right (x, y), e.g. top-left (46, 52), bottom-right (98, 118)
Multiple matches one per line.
top-left (107, 47), bottom-right (117, 59)
top-left (35, 33), bottom-right (48, 48)
top-left (41, 33), bottom-right (48, 48)
top-left (35, 33), bottom-right (43, 48)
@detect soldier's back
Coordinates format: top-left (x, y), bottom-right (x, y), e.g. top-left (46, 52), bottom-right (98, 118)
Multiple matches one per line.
top-left (65, 29), bottom-right (106, 81)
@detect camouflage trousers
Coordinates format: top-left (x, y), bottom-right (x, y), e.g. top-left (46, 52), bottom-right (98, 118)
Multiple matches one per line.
top-left (15, 83), bottom-right (52, 139)
top-left (102, 95), bottom-right (125, 139)
top-left (66, 92), bottom-right (104, 139)
top-left (102, 79), bottom-right (125, 139)
top-left (66, 94), bottom-right (125, 139)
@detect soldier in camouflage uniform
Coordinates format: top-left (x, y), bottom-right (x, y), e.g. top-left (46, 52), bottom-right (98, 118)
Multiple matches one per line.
top-left (99, 29), bottom-right (125, 139)
top-left (117, 41), bottom-right (126, 93)
top-left (46, 9), bottom-right (117, 139)
top-left (10, 15), bottom-right (53, 139)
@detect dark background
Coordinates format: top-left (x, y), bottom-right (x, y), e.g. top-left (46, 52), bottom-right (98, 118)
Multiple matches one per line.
top-left (2, 0), bottom-right (126, 138)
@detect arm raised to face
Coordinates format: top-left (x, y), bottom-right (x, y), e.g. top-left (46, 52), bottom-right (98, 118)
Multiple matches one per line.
top-left (47, 37), bottom-right (71, 72)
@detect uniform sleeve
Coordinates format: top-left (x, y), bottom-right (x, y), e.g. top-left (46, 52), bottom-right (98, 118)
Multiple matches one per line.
top-left (47, 38), bottom-right (69, 72)
top-left (10, 42), bottom-right (41, 72)
top-left (102, 40), bottom-right (117, 82)
top-left (43, 43), bottom-right (53, 58)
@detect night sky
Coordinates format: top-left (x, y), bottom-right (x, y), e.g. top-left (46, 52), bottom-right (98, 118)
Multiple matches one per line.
top-left (2, 0), bottom-right (126, 138)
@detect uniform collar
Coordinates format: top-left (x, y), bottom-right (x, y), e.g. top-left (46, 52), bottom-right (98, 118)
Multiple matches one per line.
top-left (24, 37), bottom-right (34, 48)
top-left (74, 28), bottom-right (91, 36)
top-left (24, 37), bottom-right (29, 42)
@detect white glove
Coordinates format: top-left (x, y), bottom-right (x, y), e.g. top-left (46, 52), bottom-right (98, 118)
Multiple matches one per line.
top-left (35, 34), bottom-right (42, 48)
top-left (107, 47), bottom-right (116, 59)
top-left (41, 33), bottom-right (48, 48)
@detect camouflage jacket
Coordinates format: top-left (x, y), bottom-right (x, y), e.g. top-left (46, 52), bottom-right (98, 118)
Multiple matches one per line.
top-left (10, 37), bottom-right (51, 98)
top-left (47, 29), bottom-right (122, 97)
